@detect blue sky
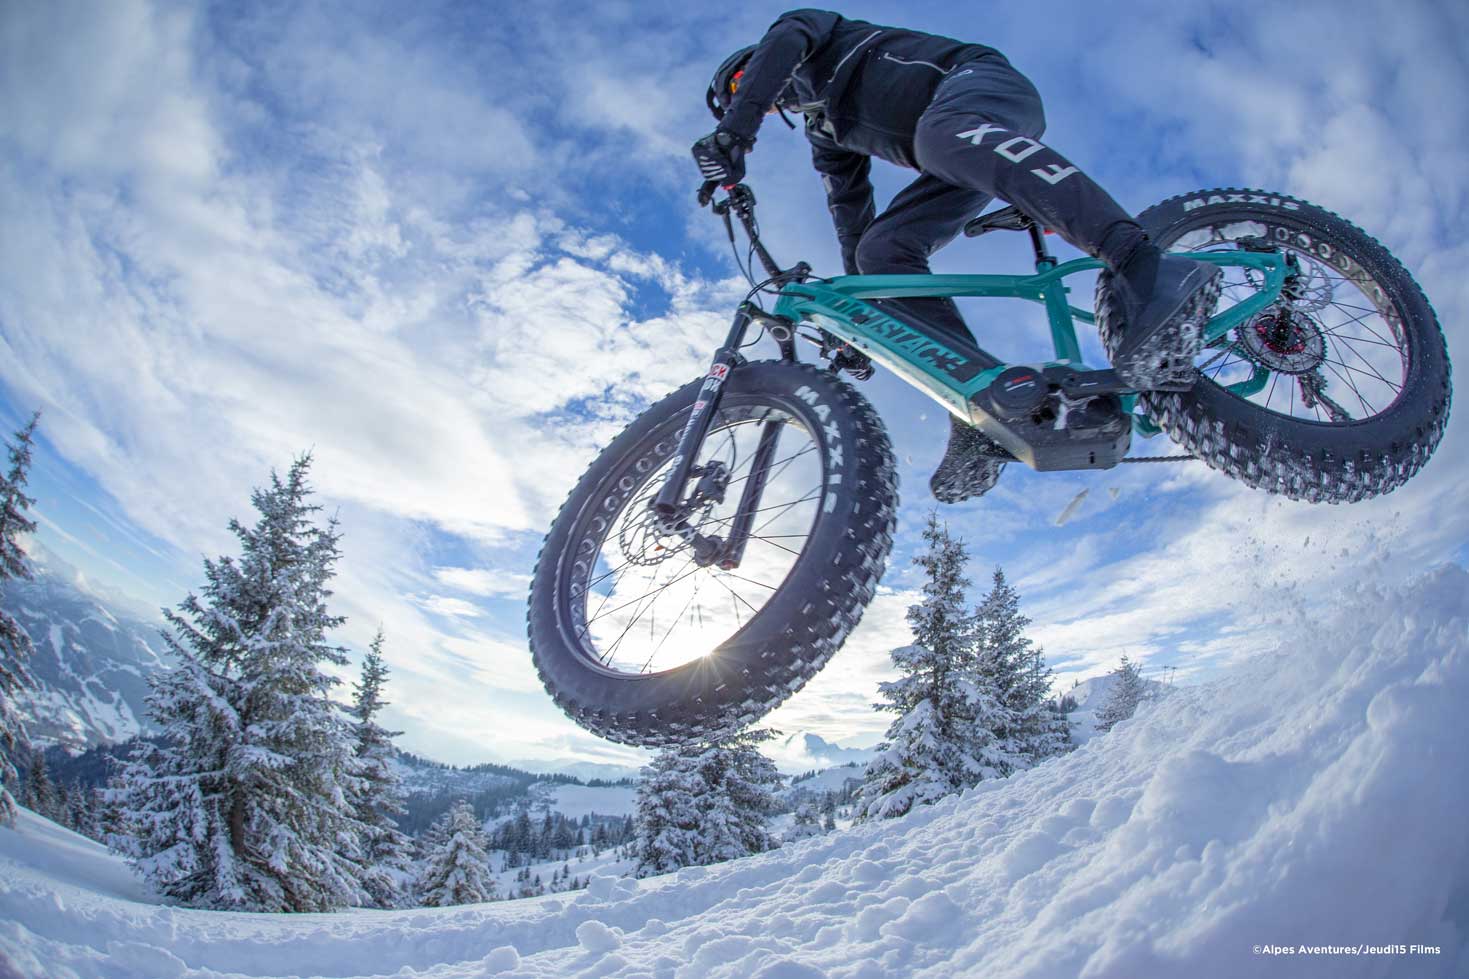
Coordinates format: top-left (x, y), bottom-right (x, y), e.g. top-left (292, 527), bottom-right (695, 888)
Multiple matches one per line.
top-left (2, 0), bottom-right (1466, 770)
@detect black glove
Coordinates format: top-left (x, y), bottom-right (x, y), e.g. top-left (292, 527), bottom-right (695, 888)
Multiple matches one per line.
top-left (692, 129), bottom-right (751, 192)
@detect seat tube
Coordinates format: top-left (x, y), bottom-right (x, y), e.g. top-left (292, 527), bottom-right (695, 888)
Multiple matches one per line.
top-left (1041, 277), bottom-right (1084, 364)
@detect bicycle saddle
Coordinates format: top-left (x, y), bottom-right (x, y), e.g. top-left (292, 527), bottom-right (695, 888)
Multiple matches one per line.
top-left (963, 205), bottom-right (1037, 238)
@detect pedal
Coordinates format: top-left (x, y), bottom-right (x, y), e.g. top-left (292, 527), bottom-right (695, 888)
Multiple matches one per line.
top-left (969, 365), bottom-right (1131, 471)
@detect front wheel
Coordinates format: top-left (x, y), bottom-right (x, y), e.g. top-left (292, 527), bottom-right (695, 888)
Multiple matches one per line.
top-left (528, 361), bottom-right (897, 747)
top-left (1098, 188), bottom-right (1451, 502)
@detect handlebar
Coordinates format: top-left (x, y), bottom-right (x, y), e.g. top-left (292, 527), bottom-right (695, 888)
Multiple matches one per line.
top-left (703, 183), bottom-right (808, 284)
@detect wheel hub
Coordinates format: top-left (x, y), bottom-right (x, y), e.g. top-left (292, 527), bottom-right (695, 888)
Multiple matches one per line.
top-left (1236, 308), bottom-right (1327, 375)
top-left (620, 462), bottom-right (730, 567)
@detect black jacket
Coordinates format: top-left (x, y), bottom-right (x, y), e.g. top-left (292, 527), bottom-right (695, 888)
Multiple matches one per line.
top-left (719, 9), bottom-right (1004, 266)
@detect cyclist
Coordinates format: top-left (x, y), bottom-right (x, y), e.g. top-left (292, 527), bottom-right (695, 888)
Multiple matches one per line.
top-left (693, 9), bottom-right (1221, 502)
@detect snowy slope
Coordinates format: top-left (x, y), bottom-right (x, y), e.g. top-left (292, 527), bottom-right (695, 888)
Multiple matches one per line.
top-left (522, 783), bottom-right (637, 821)
top-left (1062, 672), bottom-right (1169, 746)
top-left (0, 566), bottom-right (1465, 978)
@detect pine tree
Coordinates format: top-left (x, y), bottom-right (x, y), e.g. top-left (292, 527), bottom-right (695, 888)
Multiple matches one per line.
top-left (691, 728), bottom-right (783, 864)
top-left (0, 412), bottom-right (40, 827)
top-left (349, 629), bottom-right (413, 909)
top-left (786, 802), bottom-right (822, 841)
top-left (415, 800), bottom-right (496, 907)
top-left (632, 729), bottom-right (782, 877)
top-left (108, 456), bottom-right (369, 911)
top-left (631, 747), bottom-right (701, 877)
top-left (1095, 655), bottom-right (1147, 734)
top-left (973, 568), bottom-right (1071, 772)
top-left (820, 793), bottom-right (837, 832)
top-left (855, 513), bottom-right (993, 820)
top-left (21, 748), bottom-right (58, 819)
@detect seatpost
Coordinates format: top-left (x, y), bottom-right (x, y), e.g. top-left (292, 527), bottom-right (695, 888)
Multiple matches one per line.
top-left (1027, 222), bottom-right (1056, 269)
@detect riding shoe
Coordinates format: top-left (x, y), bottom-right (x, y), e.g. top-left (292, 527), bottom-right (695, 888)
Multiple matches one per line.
top-left (930, 415), bottom-right (1011, 504)
top-left (1105, 244), bottom-right (1223, 391)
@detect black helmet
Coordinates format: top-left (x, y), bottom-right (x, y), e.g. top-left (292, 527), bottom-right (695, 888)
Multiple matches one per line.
top-left (706, 45), bottom-right (756, 121)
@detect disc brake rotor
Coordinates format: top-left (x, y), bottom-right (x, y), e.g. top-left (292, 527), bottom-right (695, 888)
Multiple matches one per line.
top-left (618, 506), bottom-right (696, 567)
top-left (1244, 254), bottom-right (1335, 312)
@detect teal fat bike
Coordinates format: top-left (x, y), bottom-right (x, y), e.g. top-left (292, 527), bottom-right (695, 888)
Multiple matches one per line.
top-left (528, 183), bottom-right (1451, 746)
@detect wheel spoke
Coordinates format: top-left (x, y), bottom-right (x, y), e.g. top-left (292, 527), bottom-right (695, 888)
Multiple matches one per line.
top-left (710, 573), bottom-right (763, 618)
top-left (1322, 361), bottom-right (1377, 416)
top-left (722, 444), bottom-right (817, 492)
top-left (744, 534), bottom-right (804, 559)
top-left (716, 568), bottom-right (780, 592)
top-left (641, 576), bottom-right (703, 674)
top-left (599, 560), bottom-right (701, 665)
top-left (588, 558), bottom-right (699, 628)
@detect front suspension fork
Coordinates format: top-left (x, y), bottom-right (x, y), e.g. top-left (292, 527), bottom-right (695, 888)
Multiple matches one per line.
top-left (650, 305), bottom-right (781, 570)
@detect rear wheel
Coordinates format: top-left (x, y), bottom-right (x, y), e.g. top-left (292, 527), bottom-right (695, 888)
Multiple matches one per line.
top-left (527, 361), bottom-right (897, 747)
top-left (1098, 188), bottom-right (1450, 502)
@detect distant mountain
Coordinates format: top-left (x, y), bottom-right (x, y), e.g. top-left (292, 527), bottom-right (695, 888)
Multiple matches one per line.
top-left (769, 732), bottom-right (877, 774)
top-left (3, 559), bottom-right (172, 751)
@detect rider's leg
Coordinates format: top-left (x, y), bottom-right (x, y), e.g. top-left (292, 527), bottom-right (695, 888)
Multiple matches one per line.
top-left (851, 173), bottom-right (990, 353)
top-left (853, 176), bottom-right (1013, 504)
top-left (913, 57), bottom-right (1221, 389)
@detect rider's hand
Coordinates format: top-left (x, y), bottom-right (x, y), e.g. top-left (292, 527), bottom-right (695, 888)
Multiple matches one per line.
top-left (692, 129), bottom-right (752, 192)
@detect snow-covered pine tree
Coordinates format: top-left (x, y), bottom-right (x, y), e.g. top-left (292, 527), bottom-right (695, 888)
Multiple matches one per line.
top-left (108, 456), bottom-right (369, 911)
top-left (350, 628), bottom-right (413, 909)
top-left (632, 728), bottom-right (783, 877)
top-left (820, 794), bottom-right (837, 832)
top-left (0, 412), bottom-right (39, 828)
top-left (631, 747), bottom-right (701, 877)
top-left (786, 802), bottom-right (822, 842)
top-left (21, 748), bottom-right (58, 820)
top-left (1095, 655), bottom-right (1147, 734)
top-left (855, 513), bottom-right (993, 820)
top-left (415, 800), bottom-right (497, 907)
top-left (691, 728), bottom-right (783, 864)
top-left (973, 568), bottom-right (1071, 772)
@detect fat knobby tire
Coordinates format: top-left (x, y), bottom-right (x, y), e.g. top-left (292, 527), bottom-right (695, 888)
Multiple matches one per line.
top-left (527, 361), bottom-right (898, 747)
top-left (1097, 187), bottom-right (1451, 503)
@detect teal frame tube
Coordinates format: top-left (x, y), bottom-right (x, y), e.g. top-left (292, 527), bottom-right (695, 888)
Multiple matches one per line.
top-left (771, 251), bottom-right (1287, 435)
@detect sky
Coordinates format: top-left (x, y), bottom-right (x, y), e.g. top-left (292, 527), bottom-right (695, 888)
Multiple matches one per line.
top-left (1, 0), bottom-right (1465, 771)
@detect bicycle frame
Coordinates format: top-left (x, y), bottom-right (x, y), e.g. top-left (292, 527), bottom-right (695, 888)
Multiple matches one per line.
top-left (771, 252), bottom-right (1290, 436)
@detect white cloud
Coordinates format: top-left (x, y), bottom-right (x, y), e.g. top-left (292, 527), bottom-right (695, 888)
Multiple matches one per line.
top-left (432, 567), bottom-right (533, 598)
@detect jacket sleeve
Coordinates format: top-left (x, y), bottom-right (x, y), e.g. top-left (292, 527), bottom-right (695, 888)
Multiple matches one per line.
top-left (808, 128), bottom-right (874, 275)
top-left (718, 9), bottom-right (840, 144)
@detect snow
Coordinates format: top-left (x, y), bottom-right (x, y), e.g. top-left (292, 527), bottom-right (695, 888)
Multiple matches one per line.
top-left (0, 566), bottom-right (1465, 977)
top-left (522, 782), bottom-right (638, 822)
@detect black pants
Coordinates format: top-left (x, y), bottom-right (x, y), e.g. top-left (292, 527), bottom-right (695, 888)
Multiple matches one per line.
top-left (854, 58), bottom-right (1144, 350)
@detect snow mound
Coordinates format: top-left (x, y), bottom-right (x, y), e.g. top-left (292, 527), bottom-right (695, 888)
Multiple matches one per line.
top-left (1, 566), bottom-right (1465, 978)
